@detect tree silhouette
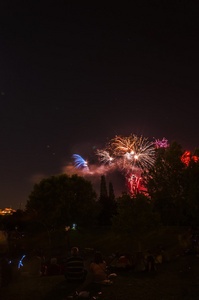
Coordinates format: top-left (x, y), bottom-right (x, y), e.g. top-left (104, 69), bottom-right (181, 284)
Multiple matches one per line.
top-left (183, 158), bottom-right (199, 227)
top-left (26, 174), bottom-right (97, 228)
top-left (145, 141), bottom-right (186, 225)
top-left (98, 176), bottom-right (116, 225)
top-left (112, 192), bottom-right (160, 249)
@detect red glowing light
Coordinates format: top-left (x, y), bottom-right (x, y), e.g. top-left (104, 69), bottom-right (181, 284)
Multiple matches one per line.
top-left (181, 151), bottom-right (199, 166)
top-left (181, 151), bottom-right (191, 166)
top-left (192, 156), bottom-right (199, 163)
top-left (126, 173), bottom-right (147, 195)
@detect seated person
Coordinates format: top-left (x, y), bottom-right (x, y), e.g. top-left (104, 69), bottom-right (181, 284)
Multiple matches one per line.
top-left (109, 252), bottom-right (132, 270)
top-left (115, 254), bottom-right (132, 269)
top-left (47, 257), bottom-right (61, 276)
top-left (65, 247), bottom-right (86, 282)
top-left (76, 252), bottom-right (113, 298)
top-left (90, 251), bottom-right (107, 282)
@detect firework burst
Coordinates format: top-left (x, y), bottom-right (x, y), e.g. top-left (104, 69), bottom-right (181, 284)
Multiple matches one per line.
top-left (110, 135), bottom-right (135, 156)
top-left (96, 149), bottom-right (114, 164)
top-left (96, 134), bottom-right (156, 195)
top-left (72, 154), bottom-right (89, 171)
top-left (131, 136), bottom-right (155, 170)
top-left (155, 137), bottom-right (169, 148)
top-left (106, 135), bottom-right (155, 171)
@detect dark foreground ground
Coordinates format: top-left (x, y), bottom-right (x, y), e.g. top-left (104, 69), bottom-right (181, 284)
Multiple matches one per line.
top-left (1, 253), bottom-right (199, 300)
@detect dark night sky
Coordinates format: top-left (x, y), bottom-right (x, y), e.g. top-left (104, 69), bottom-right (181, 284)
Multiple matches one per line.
top-left (1, 1), bottom-right (199, 209)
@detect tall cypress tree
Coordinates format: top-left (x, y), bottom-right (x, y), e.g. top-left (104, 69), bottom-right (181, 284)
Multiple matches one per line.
top-left (109, 181), bottom-right (117, 217)
top-left (109, 181), bottom-right (115, 202)
top-left (100, 175), bottom-right (108, 201)
top-left (98, 176), bottom-right (116, 225)
top-left (99, 175), bottom-right (108, 225)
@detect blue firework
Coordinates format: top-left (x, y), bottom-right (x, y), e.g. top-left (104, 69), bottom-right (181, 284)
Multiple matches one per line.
top-left (73, 154), bottom-right (88, 170)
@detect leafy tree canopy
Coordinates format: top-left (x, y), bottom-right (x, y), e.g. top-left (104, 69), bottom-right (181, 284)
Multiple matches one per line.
top-left (183, 159), bottom-right (199, 227)
top-left (26, 174), bottom-right (97, 228)
top-left (144, 141), bottom-right (199, 227)
top-left (145, 141), bottom-right (185, 225)
top-left (112, 192), bottom-right (160, 236)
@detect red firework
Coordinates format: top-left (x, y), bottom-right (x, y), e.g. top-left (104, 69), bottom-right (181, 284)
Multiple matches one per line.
top-left (181, 151), bottom-right (199, 166)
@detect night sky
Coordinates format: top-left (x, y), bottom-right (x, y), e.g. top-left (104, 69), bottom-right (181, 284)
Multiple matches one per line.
top-left (1, 1), bottom-right (199, 209)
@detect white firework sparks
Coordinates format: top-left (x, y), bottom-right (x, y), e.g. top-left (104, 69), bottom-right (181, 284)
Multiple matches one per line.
top-left (96, 149), bottom-right (114, 164)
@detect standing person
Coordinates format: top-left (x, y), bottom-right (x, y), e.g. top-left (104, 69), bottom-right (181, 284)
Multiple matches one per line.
top-left (65, 247), bottom-right (86, 282)
top-left (145, 250), bottom-right (156, 272)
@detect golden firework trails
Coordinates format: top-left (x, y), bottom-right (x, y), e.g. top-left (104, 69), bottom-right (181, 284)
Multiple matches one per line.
top-left (111, 135), bottom-right (135, 155)
top-left (97, 134), bottom-right (155, 171)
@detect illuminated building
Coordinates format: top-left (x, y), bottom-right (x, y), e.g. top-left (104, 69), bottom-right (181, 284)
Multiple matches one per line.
top-left (0, 208), bottom-right (16, 215)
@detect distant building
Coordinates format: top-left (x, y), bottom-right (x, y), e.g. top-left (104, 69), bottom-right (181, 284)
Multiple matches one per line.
top-left (0, 208), bottom-right (16, 215)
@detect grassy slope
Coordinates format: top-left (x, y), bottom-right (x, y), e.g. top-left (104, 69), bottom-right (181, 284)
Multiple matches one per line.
top-left (1, 255), bottom-right (199, 300)
top-left (69, 226), bottom-right (188, 257)
top-left (1, 226), bottom-right (196, 300)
